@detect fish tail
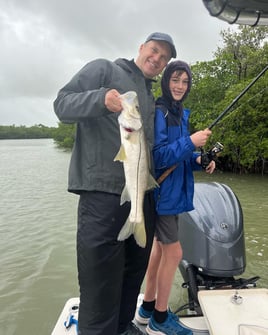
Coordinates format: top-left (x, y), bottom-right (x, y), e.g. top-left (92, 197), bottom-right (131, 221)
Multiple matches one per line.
top-left (117, 218), bottom-right (146, 248)
top-left (117, 218), bottom-right (134, 241)
top-left (134, 220), bottom-right (146, 248)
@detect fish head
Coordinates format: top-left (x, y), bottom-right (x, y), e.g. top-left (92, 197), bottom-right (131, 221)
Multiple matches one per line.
top-left (118, 91), bottom-right (142, 132)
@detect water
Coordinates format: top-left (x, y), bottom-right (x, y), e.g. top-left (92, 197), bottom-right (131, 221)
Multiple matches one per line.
top-left (0, 139), bottom-right (267, 334)
top-left (0, 139), bottom-right (78, 334)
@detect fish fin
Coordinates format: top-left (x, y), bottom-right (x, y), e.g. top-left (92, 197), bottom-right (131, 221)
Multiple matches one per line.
top-left (147, 173), bottom-right (159, 191)
top-left (117, 218), bottom-right (134, 241)
top-left (114, 145), bottom-right (126, 162)
top-left (134, 220), bottom-right (146, 248)
top-left (120, 186), bottom-right (130, 205)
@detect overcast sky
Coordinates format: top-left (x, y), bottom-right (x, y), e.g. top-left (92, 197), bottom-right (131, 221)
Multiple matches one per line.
top-left (0, 0), bottom-right (232, 127)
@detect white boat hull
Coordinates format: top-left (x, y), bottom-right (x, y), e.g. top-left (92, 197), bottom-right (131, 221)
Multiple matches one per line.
top-left (52, 289), bottom-right (268, 335)
top-left (51, 295), bottom-right (209, 335)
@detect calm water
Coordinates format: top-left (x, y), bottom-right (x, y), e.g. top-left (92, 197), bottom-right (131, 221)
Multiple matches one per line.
top-left (0, 139), bottom-right (267, 335)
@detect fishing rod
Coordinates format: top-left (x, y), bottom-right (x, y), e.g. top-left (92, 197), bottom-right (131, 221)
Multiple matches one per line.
top-left (201, 64), bottom-right (268, 168)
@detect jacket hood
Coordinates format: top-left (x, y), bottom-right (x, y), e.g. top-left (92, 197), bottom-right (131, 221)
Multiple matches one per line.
top-left (160, 60), bottom-right (192, 111)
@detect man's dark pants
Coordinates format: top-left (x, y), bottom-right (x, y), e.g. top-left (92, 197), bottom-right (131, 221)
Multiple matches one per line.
top-left (77, 191), bottom-right (155, 335)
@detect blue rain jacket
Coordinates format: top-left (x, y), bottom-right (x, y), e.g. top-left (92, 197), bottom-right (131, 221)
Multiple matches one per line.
top-left (153, 103), bottom-right (202, 215)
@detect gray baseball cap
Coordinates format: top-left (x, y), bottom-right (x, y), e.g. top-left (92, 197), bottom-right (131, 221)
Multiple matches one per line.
top-left (145, 32), bottom-right (177, 58)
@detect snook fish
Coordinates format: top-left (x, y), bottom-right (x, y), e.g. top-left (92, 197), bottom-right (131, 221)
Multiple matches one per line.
top-left (114, 91), bottom-right (158, 248)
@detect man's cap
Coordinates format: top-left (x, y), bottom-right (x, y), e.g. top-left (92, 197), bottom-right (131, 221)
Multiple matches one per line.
top-left (145, 32), bottom-right (177, 58)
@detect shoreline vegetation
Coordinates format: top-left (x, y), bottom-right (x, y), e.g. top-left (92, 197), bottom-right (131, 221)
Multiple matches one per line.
top-left (0, 124), bottom-right (56, 140)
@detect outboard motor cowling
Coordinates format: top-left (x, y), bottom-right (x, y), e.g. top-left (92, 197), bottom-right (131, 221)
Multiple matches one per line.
top-left (175, 182), bottom-right (260, 315)
top-left (178, 182), bottom-right (246, 277)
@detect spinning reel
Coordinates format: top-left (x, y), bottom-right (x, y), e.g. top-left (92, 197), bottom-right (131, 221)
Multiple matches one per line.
top-left (201, 142), bottom-right (224, 169)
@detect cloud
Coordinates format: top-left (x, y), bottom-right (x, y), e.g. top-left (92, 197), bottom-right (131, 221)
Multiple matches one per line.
top-left (0, 0), bottom-right (230, 126)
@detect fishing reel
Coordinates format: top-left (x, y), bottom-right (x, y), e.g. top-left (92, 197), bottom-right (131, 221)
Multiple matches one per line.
top-left (201, 142), bottom-right (224, 169)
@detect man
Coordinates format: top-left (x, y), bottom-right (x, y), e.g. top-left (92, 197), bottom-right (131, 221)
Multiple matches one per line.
top-left (54, 32), bottom-right (176, 335)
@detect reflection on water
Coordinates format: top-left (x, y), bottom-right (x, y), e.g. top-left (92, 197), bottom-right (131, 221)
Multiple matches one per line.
top-left (0, 139), bottom-right (267, 335)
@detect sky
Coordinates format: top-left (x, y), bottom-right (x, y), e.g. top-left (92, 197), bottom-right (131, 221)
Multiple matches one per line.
top-left (0, 0), bottom-right (233, 127)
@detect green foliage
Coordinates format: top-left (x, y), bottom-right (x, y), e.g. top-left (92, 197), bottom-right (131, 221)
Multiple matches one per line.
top-left (53, 122), bottom-right (76, 149)
top-left (185, 26), bottom-right (268, 174)
top-left (215, 26), bottom-right (268, 81)
top-left (186, 58), bottom-right (232, 130)
top-left (152, 74), bottom-right (162, 99)
top-left (216, 76), bottom-right (268, 173)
